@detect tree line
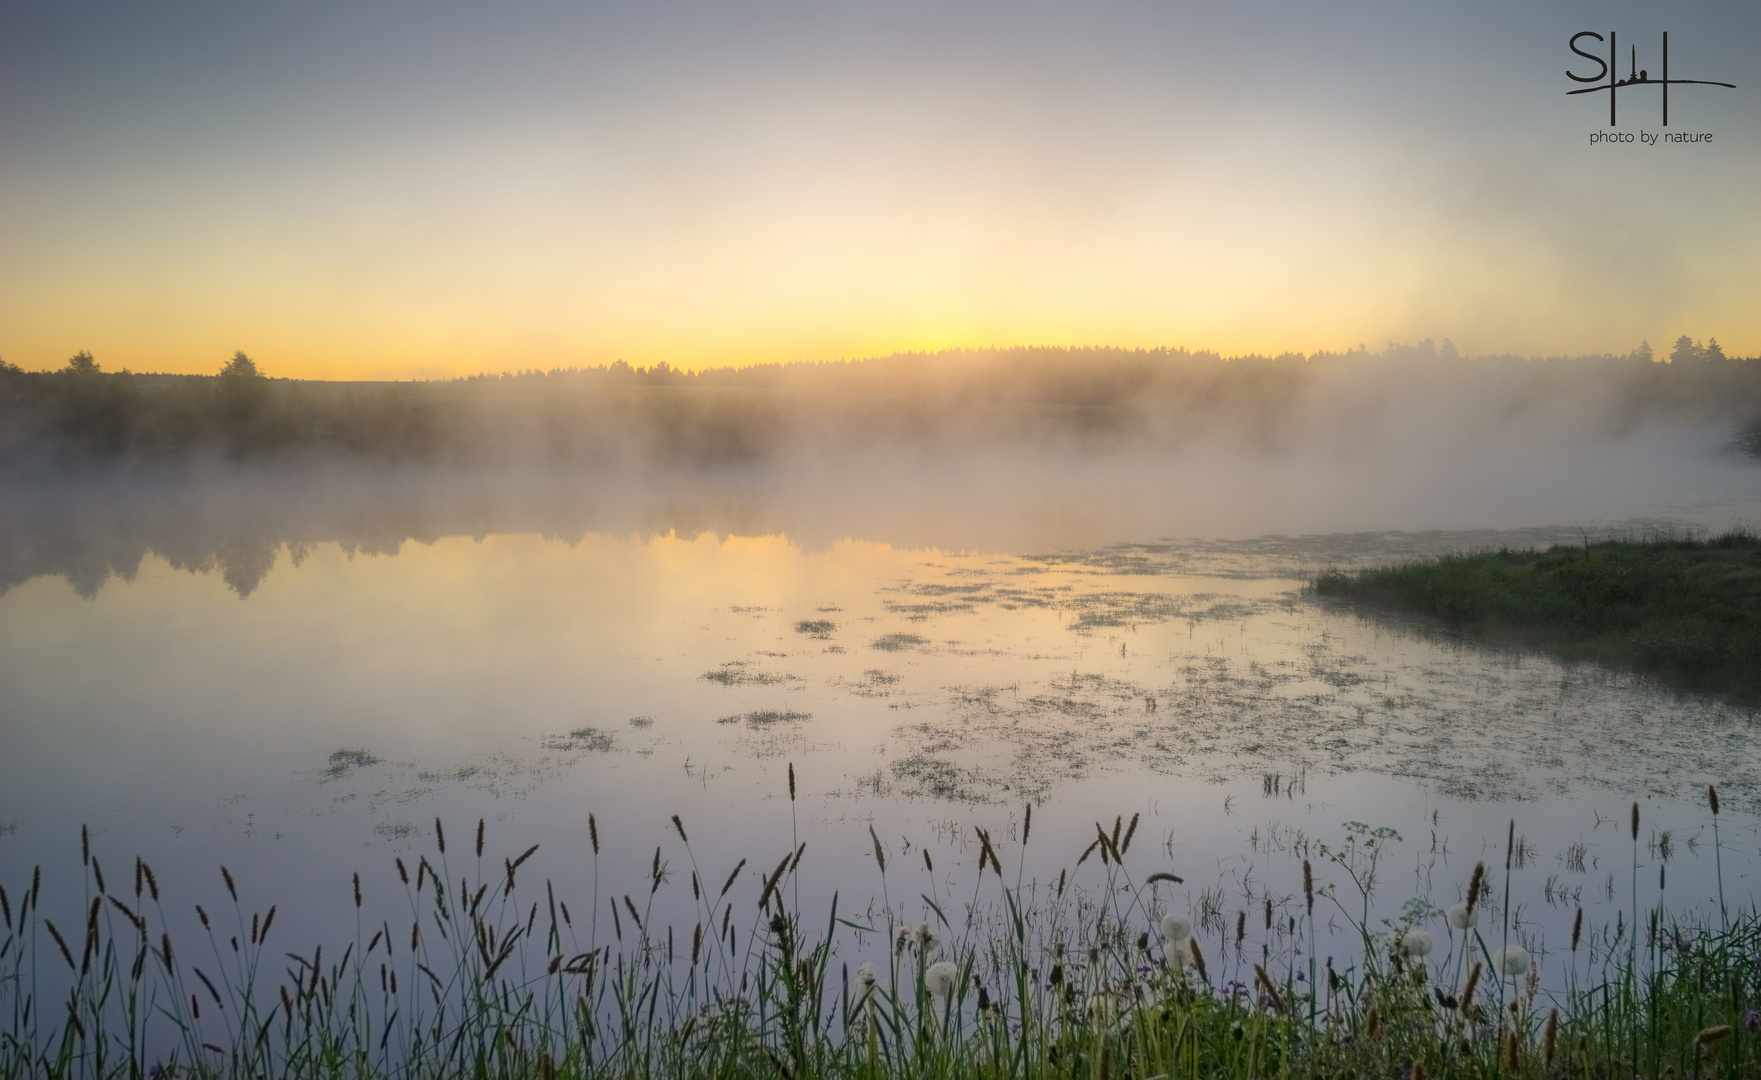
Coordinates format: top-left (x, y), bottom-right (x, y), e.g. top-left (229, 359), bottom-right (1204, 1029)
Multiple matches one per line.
top-left (3, 340), bottom-right (1759, 469)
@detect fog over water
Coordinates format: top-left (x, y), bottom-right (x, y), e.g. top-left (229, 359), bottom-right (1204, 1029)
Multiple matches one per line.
top-left (3, 361), bottom-right (1761, 1012)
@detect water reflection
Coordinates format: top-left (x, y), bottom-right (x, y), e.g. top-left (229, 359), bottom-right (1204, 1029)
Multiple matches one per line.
top-left (2, 462), bottom-right (1759, 1019)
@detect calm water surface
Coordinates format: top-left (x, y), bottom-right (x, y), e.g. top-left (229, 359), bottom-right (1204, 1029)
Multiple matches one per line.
top-left (3, 460), bottom-right (1761, 998)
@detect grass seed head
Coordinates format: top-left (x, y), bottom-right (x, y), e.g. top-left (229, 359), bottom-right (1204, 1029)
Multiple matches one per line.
top-left (44, 919), bottom-right (75, 970)
top-left (1460, 963), bottom-right (1482, 1014)
top-left (1254, 964), bottom-right (1283, 1011)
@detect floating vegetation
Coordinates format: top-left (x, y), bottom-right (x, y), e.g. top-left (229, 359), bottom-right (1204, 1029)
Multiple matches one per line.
top-left (870, 632), bottom-right (929, 651)
top-left (324, 747), bottom-right (380, 777)
top-left (794, 619), bottom-right (837, 639)
top-left (716, 710), bottom-right (813, 727)
top-left (541, 727), bottom-right (615, 752)
top-left (889, 752), bottom-right (987, 802)
top-left (700, 660), bottom-right (797, 686)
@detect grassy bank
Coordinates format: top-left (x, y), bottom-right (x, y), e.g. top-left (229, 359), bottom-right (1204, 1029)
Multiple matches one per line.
top-left (1312, 531), bottom-right (1761, 703)
top-left (5, 789), bottom-right (1761, 1079)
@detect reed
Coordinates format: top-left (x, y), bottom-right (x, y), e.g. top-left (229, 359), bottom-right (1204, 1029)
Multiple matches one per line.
top-left (6, 797), bottom-right (1761, 1080)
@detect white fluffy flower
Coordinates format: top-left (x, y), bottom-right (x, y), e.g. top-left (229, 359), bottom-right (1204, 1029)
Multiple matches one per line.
top-left (858, 961), bottom-right (877, 988)
top-left (1160, 913), bottom-right (1193, 943)
top-left (914, 922), bottom-right (941, 953)
top-left (1446, 902), bottom-right (1478, 930)
top-left (925, 961), bottom-right (959, 997)
top-left (1492, 945), bottom-right (1530, 975)
top-left (1164, 946), bottom-right (1189, 973)
top-left (1394, 929), bottom-right (1433, 958)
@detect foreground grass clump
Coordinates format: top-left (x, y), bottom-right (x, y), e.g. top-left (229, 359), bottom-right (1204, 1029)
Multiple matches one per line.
top-left (5, 791), bottom-right (1761, 1079)
top-left (1313, 530), bottom-right (1761, 701)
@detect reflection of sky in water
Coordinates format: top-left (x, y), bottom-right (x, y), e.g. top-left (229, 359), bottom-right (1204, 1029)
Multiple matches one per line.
top-left (4, 514), bottom-right (1760, 1005)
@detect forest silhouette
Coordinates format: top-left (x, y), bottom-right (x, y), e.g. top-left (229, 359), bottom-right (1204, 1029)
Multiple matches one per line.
top-left (4, 341), bottom-right (1761, 469)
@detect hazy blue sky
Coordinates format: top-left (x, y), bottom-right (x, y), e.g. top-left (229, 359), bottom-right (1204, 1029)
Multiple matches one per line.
top-left (2, 0), bottom-right (1755, 376)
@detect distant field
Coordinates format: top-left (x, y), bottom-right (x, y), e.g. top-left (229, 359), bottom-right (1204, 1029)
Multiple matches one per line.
top-left (1313, 532), bottom-right (1761, 703)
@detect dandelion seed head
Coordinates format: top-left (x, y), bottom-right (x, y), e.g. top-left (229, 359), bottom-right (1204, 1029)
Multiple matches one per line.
top-left (858, 961), bottom-right (877, 988)
top-left (1160, 913), bottom-right (1192, 943)
top-left (1395, 929), bottom-right (1433, 957)
top-left (914, 922), bottom-right (941, 953)
top-left (1446, 902), bottom-right (1478, 930)
top-left (1492, 945), bottom-right (1530, 975)
top-left (925, 961), bottom-right (958, 997)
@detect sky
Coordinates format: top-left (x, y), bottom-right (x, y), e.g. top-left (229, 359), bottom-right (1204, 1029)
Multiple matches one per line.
top-left (1, 0), bottom-right (1757, 379)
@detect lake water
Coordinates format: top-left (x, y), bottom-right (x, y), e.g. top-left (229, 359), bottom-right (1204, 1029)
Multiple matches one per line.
top-left (3, 449), bottom-right (1760, 1006)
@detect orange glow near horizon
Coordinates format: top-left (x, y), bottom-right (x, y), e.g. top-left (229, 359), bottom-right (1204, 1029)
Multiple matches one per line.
top-left (3, 5), bottom-right (1757, 379)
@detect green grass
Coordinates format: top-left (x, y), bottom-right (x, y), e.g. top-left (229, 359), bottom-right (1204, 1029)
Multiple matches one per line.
top-left (1312, 530), bottom-right (1761, 702)
top-left (6, 799), bottom-right (1761, 1079)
